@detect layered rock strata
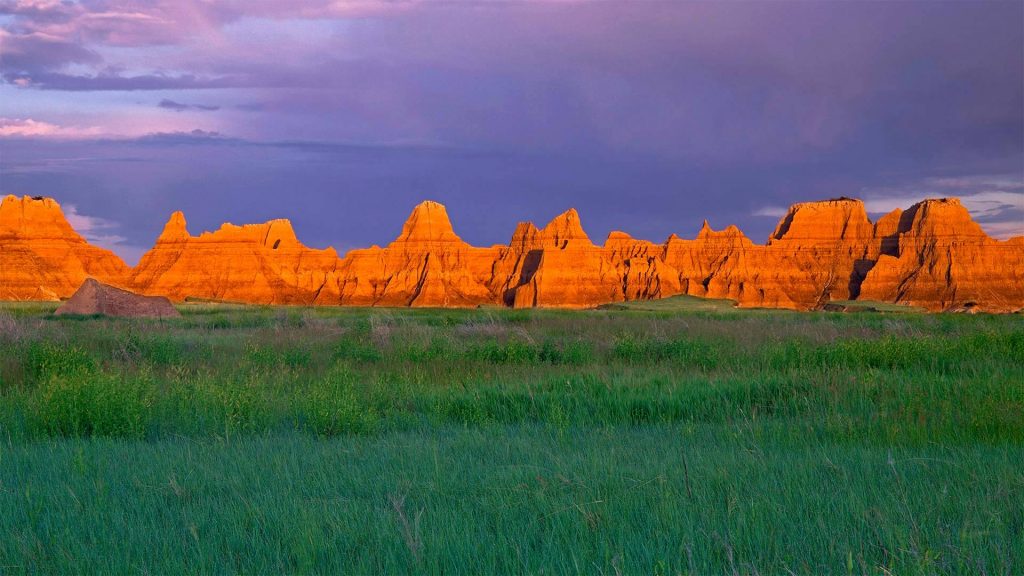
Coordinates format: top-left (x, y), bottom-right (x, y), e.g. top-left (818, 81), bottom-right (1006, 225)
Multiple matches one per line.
top-left (858, 198), bottom-right (1024, 312)
top-left (2, 194), bottom-right (1021, 312)
top-left (128, 211), bottom-right (341, 304)
top-left (324, 201), bottom-right (500, 307)
top-left (0, 195), bottom-right (129, 300)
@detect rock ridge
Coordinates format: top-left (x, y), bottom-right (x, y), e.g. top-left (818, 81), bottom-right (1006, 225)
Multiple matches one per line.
top-left (2, 194), bottom-right (1021, 311)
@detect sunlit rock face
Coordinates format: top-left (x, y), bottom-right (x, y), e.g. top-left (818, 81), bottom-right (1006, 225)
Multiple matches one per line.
top-left (504, 209), bottom-right (623, 308)
top-left (652, 197), bottom-right (1024, 312)
top-left (675, 198), bottom-right (880, 309)
top-left (129, 211), bottom-right (341, 304)
top-left (604, 231), bottom-right (682, 302)
top-left (0, 195), bottom-right (128, 300)
top-left (4, 195), bottom-right (1022, 311)
top-left (859, 199), bottom-right (1024, 312)
top-left (328, 201), bottom-right (501, 307)
top-left (661, 222), bottom-right (783, 307)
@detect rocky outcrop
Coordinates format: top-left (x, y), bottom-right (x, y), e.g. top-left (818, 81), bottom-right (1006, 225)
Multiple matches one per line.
top-left (605, 232), bottom-right (682, 302)
top-left (503, 209), bottom-right (622, 308)
top-left (858, 199), bottom-right (1024, 312)
top-left (56, 278), bottom-right (180, 318)
top-left (326, 201), bottom-right (501, 307)
top-left (128, 211), bottom-right (341, 304)
top-left (0, 195), bottom-right (128, 300)
top-left (3, 195), bottom-right (1022, 312)
top-left (661, 198), bottom-right (879, 309)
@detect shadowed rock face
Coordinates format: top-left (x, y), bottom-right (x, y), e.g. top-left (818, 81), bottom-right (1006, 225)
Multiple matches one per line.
top-left (56, 278), bottom-right (180, 318)
top-left (0, 195), bottom-right (129, 300)
top-left (3, 195), bottom-right (1022, 311)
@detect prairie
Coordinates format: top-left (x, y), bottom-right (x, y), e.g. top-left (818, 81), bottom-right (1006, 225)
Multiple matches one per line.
top-left (0, 303), bottom-right (1021, 574)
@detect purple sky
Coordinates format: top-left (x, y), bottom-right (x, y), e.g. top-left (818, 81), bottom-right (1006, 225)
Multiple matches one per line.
top-left (1, 0), bottom-right (1022, 264)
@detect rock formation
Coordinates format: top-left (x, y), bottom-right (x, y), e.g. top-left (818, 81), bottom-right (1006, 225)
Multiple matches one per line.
top-left (3, 195), bottom-right (1022, 312)
top-left (501, 209), bottom-right (624, 308)
top-left (858, 199), bottom-right (1024, 312)
top-left (660, 198), bottom-right (881, 309)
top-left (0, 195), bottom-right (129, 300)
top-left (326, 201), bottom-right (501, 307)
top-left (128, 211), bottom-right (341, 304)
top-left (55, 278), bottom-right (180, 318)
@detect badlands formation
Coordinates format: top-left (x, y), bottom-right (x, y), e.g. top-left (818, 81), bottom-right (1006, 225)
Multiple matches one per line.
top-left (1, 194), bottom-right (1022, 312)
top-left (0, 195), bottom-right (128, 300)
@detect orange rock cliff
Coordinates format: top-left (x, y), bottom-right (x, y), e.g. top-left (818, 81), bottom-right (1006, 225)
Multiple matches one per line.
top-left (0, 195), bottom-right (129, 300)
top-left (128, 210), bottom-right (341, 304)
top-left (1, 194), bottom-right (1021, 311)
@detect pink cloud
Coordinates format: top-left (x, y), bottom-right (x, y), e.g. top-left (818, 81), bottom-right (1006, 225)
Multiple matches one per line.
top-left (0, 117), bottom-right (103, 138)
top-left (2, 1), bottom-right (418, 48)
top-left (0, 115), bottom-right (216, 139)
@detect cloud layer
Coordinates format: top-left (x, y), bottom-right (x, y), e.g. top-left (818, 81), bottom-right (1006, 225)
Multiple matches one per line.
top-left (1, 1), bottom-right (1021, 257)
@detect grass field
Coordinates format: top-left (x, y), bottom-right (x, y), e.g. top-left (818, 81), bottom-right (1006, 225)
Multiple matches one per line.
top-left (0, 302), bottom-right (1021, 574)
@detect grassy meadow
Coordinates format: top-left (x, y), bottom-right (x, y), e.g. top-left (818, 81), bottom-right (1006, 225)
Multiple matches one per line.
top-left (0, 300), bottom-right (1021, 574)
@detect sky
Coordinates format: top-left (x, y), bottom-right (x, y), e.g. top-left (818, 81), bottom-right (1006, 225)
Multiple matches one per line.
top-left (1, 0), bottom-right (1022, 264)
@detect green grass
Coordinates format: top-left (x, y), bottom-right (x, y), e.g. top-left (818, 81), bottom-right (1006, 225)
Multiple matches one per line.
top-left (0, 303), bottom-right (1021, 573)
top-left (827, 300), bottom-right (928, 313)
top-left (598, 293), bottom-right (739, 312)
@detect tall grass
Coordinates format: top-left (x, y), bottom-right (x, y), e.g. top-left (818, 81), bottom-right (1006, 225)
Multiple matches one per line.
top-left (0, 304), bottom-right (1020, 573)
top-left (1, 427), bottom-right (1020, 574)
top-left (0, 305), bottom-right (1020, 443)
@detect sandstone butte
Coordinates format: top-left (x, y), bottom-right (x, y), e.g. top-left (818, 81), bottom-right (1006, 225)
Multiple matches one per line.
top-left (127, 210), bottom-right (341, 304)
top-left (0, 195), bottom-right (129, 300)
top-left (0, 194), bottom-right (1021, 312)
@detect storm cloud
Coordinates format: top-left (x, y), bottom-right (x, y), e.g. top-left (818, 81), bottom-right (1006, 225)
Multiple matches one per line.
top-left (1, 1), bottom-right (1021, 261)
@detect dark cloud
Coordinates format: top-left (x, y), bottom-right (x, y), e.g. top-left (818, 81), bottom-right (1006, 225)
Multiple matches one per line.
top-left (3, 135), bottom-right (1020, 266)
top-left (158, 99), bottom-right (221, 112)
top-left (233, 103), bottom-right (267, 112)
top-left (0, 31), bottom-right (101, 71)
top-left (133, 130), bottom-right (229, 145)
top-left (1, 2), bottom-right (1020, 252)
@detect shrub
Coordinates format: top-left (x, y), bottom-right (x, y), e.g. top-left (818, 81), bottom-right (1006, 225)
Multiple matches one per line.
top-left (538, 339), bottom-right (593, 365)
top-left (283, 347), bottom-right (312, 369)
top-left (139, 335), bottom-right (186, 366)
top-left (246, 342), bottom-right (280, 367)
top-left (333, 338), bottom-right (383, 363)
top-left (30, 372), bottom-right (151, 438)
top-left (26, 341), bottom-right (96, 381)
top-left (612, 336), bottom-right (648, 362)
top-left (298, 367), bottom-right (379, 435)
top-left (613, 337), bottom-right (721, 369)
top-left (467, 339), bottom-right (539, 363)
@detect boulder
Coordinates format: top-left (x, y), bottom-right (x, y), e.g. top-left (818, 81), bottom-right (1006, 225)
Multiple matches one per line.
top-left (56, 278), bottom-right (180, 318)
